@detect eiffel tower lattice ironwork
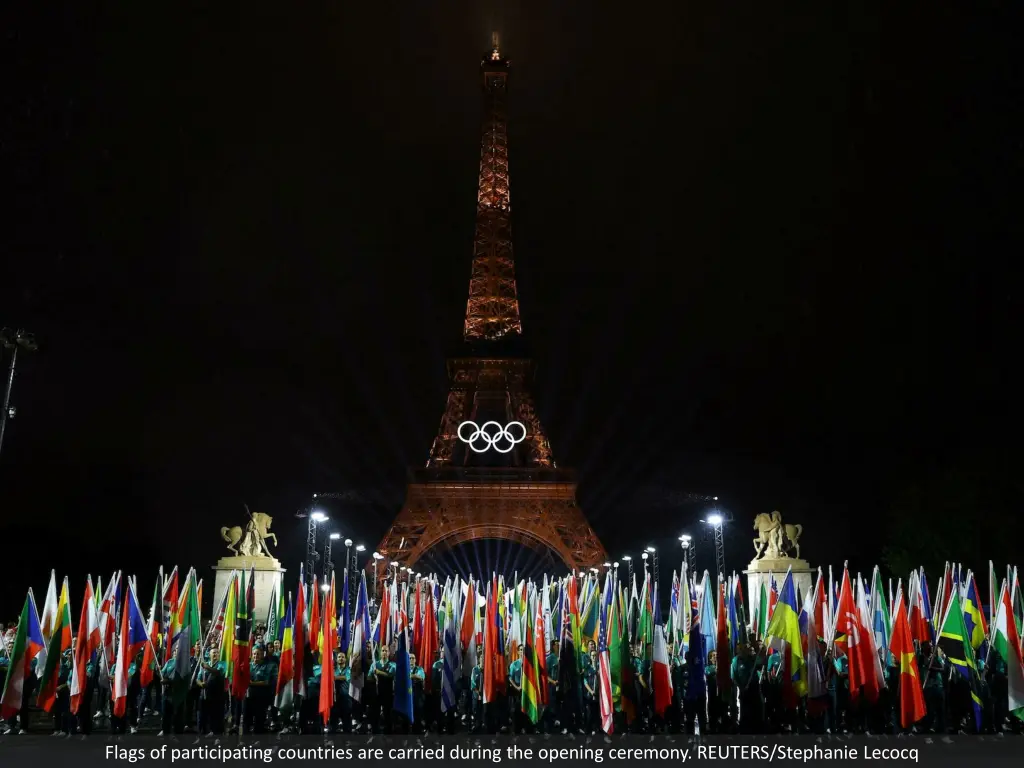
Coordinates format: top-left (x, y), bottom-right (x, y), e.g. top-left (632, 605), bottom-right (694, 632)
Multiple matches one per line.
top-left (369, 36), bottom-right (607, 581)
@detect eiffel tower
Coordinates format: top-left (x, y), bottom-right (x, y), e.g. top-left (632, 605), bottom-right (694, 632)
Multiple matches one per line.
top-left (370, 35), bottom-right (608, 581)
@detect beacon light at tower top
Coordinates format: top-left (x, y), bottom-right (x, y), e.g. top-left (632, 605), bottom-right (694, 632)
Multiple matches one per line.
top-left (311, 510), bottom-right (328, 522)
top-left (707, 513), bottom-right (724, 526)
top-left (329, 532), bottom-right (341, 540)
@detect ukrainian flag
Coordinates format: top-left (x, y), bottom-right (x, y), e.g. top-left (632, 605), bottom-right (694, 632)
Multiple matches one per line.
top-left (764, 568), bottom-right (806, 697)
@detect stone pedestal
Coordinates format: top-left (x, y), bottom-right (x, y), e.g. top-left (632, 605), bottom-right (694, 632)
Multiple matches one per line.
top-left (212, 556), bottom-right (285, 624)
top-left (745, 557), bottom-right (815, 621)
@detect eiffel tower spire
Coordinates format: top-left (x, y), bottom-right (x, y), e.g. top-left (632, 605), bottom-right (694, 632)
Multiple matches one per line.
top-left (463, 33), bottom-right (522, 343)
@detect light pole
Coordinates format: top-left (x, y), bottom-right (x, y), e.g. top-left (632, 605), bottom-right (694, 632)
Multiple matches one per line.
top-left (622, 555), bottom-right (633, 586)
top-left (704, 513), bottom-right (726, 578)
top-left (646, 546), bottom-right (658, 586)
top-left (678, 534), bottom-right (693, 584)
top-left (0, 328), bottom-right (37, 458)
top-left (301, 509), bottom-right (328, 586)
top-left (326, 532), bottom-right (341, 579)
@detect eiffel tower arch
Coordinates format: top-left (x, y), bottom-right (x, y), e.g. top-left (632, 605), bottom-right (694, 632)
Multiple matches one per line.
top-left (370, 37), bottom-right (607, 580)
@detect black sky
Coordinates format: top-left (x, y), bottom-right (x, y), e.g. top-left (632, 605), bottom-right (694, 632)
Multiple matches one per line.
top-left (1, 1), bottom-right (1021, 617)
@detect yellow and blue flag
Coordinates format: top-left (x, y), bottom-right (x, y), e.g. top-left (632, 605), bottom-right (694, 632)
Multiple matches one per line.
top-left (765, 568), bottom-right (806, 698)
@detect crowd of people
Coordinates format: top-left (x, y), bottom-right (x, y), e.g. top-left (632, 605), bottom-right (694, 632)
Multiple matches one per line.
top-left (2, 619), bottom-right (1021, 737)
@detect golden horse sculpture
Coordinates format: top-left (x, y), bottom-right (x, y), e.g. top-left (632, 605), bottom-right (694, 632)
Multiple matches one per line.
top-left (752, 510), bottom-right (803, 560)
top-left (221, 512), bottom-right (278, 558)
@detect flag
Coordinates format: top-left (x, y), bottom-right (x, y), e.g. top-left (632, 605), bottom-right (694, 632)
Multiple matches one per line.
top-left (140, 576), bottom-right (162, 689)
top-left (294, 567), bottom-right (307, 700)
top-left (869, 566), bottom-right (892, 667)
top-left (309, 575), bottom-right (320, 656)
top-left (963, 572), bottom-right (987, 652)
top-left (716, 577), bottom-right (731, 693)
top-left (698, 572), bottom-right (717, 653)
top-left (991, 580), bottom-right (1024, 720)
top-left (36, 576), bottom-right (72, 712)
top-left (348, 573), bottom-right (371, 703)
top-left (0, 592), bottom-right (46, 719)
top-left (611, 579), bottom-right (636, 723)
top-left (757, 581), bottom-right (769, 640)
top-left (889, 591), bottom-right (926, 728)
top-left (70, 576), bottom-right (100, 714)
top-left (652, 580), bottom-right (673, 717)
top-left (172, 571), bottom-right (200, 705)
top-left (96, 573), bottom-right (120, 681)
top-left (162, 567), bottom-right (179, 662)
top-left (112, 586), bottom-right (148, 717)
top-left (219, 573), bottom-right (239, 691)
top-left (764, 567), bottom-right (807, 698)
top-left (319, 571), bottom-right (336, 725)
top-left (393, 608), bottom-right (414, 722)
top-left (804, 577), bottom-right (828, 716)
top-left (597, 573), bottom-right (614, 733)
top-left (521, 592), bottom-right (541, 724)
top-left (230, 569), bottom-right (254, 699)
top-left (38, 571), bottom-right (59, 666)
top-left (339, 567), bottom-right (351, 659)
top-left (421, 586), bottom-right (438, 693)
top-left (834, 567), bottom-right (881, 703)
top-left (274, 594), bottom-right (296, 712)
top-left (937, 588), bottom-right (983, 731)
top-left (483, 581), bottom-right (496, 705)
top-left (441, 587), bottom-right (460, 714)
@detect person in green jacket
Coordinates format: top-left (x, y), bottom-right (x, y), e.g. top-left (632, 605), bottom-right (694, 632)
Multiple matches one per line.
top-left (543, 640), bottom-right (559, 733)
top-left (731, 642), bottom-right (765, 734)
top-left (158, 656), bottom-right (183, 735)
top-left (333, 650), bottom-right (352, 733)
top-left (508, 646), bottom-right (524, 733)
top-left (919, 642), bottom-right (946, 734)
top-left (470, 658), bottom-right (484, 733)
top-left (246, 644), bottom-right (274, 733)
top-left (409, 652), bottom-right (426, 733)
top-left (304, 652), bottom-right (322, 734)
top-left (197, 647), bottom-right (227, 735)
top-left (373, 646), bottom-right (395, 733)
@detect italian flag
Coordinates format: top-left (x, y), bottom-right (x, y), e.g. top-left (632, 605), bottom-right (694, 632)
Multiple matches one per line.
top-left (992, 580), bottom-right (1024, 720)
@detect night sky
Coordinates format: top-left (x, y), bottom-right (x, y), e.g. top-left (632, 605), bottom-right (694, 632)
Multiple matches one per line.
top-left (2, 2), bottom-right (1020, 617)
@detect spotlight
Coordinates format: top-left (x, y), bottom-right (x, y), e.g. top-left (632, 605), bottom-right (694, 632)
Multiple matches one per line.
top-left (329, 533), bottom-right (341, 540)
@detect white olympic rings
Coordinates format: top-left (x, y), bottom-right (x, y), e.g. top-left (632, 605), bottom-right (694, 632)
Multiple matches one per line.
top-left (457, 420), bottom-right (527, 454)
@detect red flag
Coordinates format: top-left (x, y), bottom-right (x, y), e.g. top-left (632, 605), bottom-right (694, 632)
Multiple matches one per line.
top-left (888, 592), bottom-right (926, 728)
top-left (833, 567), bottom-right (880, 703)
top-left (482, 582), bottom-right (496, 704)
top-left (421, 586), bottom-right (438, 692)
top-left (460, 579), bottom-right (476, 653)
top-left (716, 579), bottom-right (731, 694)
top-left (319, 572), bottom-right (336, 724)
top-left (413, 580), bottom-right (423, 660)
top-left (70, 578), bottom-right (100, 714)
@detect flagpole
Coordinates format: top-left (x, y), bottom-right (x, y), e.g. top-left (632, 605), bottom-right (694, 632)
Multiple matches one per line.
top-left (127, 576), bottom-right (166, 683)
top-left (190, 570), bottom-right (235, 687)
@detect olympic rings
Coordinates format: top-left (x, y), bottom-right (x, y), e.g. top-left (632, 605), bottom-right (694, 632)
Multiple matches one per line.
top-left (457, 420), bottom-right (527, 454)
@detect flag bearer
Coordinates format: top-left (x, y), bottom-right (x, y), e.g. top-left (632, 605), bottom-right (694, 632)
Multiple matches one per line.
top-left (582, 647), bottom-right (598, 734)
top-left (332, 650), bottom-right (352, 733)
top-left (919, 642), bottom-right (946, 734)
top-left (53, 647), bottom-right (73, 734)
top-left (303, 652), bottom-right (321, 733)
top-left (246, 644), bottom-right (274, 733)
top-left (731, 642), bottom-right (764, 734)
top-left (430, 649), bottom-right (445, 732)
top-left (410, 653), bottom-right (426, 733)
top-left (543, 640), bottom-right (559, 733)
top-left (508, 645), bottom-right (524, 733)
top-left (470, 656), bottom-right (484, 732)
top-left (372, 646), bottom-right (395, 733)
top-left (197, 647), bottom-right (226, 735)
top-left (158, 656), bottom-right (183, 735)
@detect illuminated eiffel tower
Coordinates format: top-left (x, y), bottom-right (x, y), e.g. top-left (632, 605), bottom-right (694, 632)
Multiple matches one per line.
top-left (370, 35), bottom-right (608, 581)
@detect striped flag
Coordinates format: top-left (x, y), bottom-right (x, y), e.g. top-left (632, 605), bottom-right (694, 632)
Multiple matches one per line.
top-left (69, 576), bottom-right (100, 714)
top-left (520, 590), bottom-right (541, 724)
top-left (0, 592), bottom-right (45, 720)
top-left (274, 594), bottom-right (296, 712)
top-left (441, 589), bottom-right (459, 714)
